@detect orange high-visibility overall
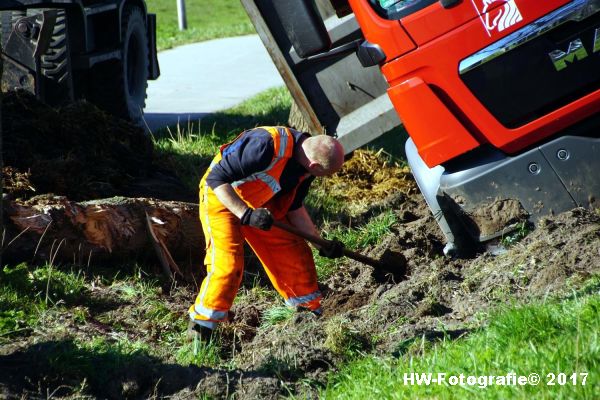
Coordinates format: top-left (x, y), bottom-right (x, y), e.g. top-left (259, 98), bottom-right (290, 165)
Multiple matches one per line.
top-left (189, 127), bottom-right (321, 328)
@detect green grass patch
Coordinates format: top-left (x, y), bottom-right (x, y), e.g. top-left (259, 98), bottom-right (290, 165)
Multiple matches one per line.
top-left (324, 316), bottom-right (368, 358)
top-left (176, 336), bottom-right (222, 367)
top-left (304, 184), bottom-right (347, 221)
top-left (314, 211), bottom-right (397, 279)
top-left (575, 274), bottom-right (600, 297)
top-left (323, 295), bottom-right (600, 399)
top-left (1, 263), bottom-right (86, 305)
top-left (0, 309), bottom-right (32, 338)
top-left (77, 336), bottom-right (151, 370)
top-left (36, 336), bottom-right (153, 394)
top-left (152, 86), bottom-right (291, 190)
top-left (501, 221), bottom-right (533, 247)
top-left (261, 306), bottom-right (295, 328)
top-left (110, 274), bottom-right (162, 302)
top-left (0, 263), bottom-right (87, 339)
top-left (146, 0), bottom-right (255, 50)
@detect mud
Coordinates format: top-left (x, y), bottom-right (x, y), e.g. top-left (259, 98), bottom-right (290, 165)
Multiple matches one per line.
top-left (463, 198), bottom-right (530, 239)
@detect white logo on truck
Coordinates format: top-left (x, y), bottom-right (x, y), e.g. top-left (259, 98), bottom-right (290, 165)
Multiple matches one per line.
top-left (471, 0), bottom-right (523, 36)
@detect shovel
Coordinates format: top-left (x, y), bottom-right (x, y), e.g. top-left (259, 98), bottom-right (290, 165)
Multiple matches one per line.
top-left (272, 220), bottom-right (392, 271)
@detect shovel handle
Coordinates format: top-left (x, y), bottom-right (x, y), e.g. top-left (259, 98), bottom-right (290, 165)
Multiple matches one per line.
top-left (271, 220), bottom-right (387, 270)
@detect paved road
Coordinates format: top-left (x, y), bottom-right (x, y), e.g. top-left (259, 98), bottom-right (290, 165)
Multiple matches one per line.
top-left (143, 35), bottom-right (284, 132)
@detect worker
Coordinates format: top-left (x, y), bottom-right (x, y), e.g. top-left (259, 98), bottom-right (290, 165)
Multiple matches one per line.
top-left (188, 126), bottom-right (346, 341)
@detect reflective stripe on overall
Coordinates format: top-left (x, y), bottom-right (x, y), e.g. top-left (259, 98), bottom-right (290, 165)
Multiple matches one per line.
top-left (189, 127), bottom-right (321, 328)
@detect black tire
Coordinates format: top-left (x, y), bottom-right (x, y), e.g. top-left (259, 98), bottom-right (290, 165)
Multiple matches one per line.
top-left (1, 9), bottom-right (73, 105)
top-left (40, 9), bottom-right (73, 105)
top-left (90, 6), bottom-right (148, 123)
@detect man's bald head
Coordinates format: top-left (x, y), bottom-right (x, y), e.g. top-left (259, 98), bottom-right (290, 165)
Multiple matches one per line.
top-left (301, 135), bottom-right (345, 176)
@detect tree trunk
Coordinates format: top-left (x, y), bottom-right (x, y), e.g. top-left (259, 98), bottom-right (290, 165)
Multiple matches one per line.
top-left (2, 195), bottom-right (204, 279)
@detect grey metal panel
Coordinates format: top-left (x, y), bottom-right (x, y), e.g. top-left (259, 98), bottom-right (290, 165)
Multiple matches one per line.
top-left (539, 135), bottom-right (600, 209)
top-left (439, 144), bottom-right (577, 241)
top-left (442, 149), bottom-right (574, 216)
top-left (241, 0), bottom-right (324, 135)
top-left (314, 53), bottom-right (389, 120)
top-left (336, 93), bottom-right (400, 153)
top-left (325, 14), bottom-right (359, 44)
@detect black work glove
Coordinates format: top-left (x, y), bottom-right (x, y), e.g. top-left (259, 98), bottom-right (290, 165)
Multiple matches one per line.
top-left (319, 239), bottom-right (345, 259)
top-left (240, 207), bottom-right (273, 230)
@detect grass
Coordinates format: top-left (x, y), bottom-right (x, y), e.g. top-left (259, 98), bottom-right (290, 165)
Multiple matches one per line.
top-left (176, 336), bottom-right (222, 367)
top-left (146, 0), bottom-right (255, 50)
top-left (322, 294), bottom-right (600, 399)
top-left (0, 259), bottom-right (229, 395)
top-left (324, 316), bottom-right (368, 358)
top-left (1, 260), bottom-right (191, 348)
top-left (261, 306), bottom-right (296, 328)
top-left (314, 211), bottom-right (397, 279)
top-left (0, 263), bottom-right (181, 395)
top-left (501, 221), bottom-right (533, 247)
top-left (304, 184), bottom-right (347, 223)
top-left (25, 336), bottom-right (154, 396)
top-left (151, 86), bottom-right (292, 190)
top-left (571, 273), bottom-right (600, 297)
top-left (0, 263), bottom-right (87, 339)
top-left (110, 272), bottom-right (162, 302)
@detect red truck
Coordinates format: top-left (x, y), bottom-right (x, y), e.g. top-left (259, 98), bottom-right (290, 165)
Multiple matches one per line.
top-left (243, 0), bottom-right (600, 254)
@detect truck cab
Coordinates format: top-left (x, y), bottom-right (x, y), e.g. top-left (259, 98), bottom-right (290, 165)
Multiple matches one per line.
top-left (244, 0), bottom-right (600, 253)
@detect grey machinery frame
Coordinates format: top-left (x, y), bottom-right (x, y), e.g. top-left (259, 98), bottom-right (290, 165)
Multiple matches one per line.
top-left (241, 0), bottom-right (401, 153)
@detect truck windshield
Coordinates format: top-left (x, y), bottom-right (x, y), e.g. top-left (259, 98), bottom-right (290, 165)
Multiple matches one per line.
top-left (370, 0), bottom-right (438, 20)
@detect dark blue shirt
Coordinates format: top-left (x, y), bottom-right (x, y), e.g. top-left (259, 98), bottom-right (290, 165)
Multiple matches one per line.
top-left (206, 128), bottom-right (314, 210)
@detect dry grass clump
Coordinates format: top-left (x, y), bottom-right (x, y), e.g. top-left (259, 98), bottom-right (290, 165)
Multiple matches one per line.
top-left (329, 149), bottom-right (415, 202)
top-left (324, 316), bottom-right (368, 357)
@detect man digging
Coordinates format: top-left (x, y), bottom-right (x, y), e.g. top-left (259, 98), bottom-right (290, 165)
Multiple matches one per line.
top-left (188, 126), bottom-right (346, 341)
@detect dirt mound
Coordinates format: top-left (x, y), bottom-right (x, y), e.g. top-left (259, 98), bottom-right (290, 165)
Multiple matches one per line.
top-left (222, 204), bottom-right (600, 397)
top-left (2, 91), bottom-right (192, 201)
top-left (322, 206), bottom-right (600, 356)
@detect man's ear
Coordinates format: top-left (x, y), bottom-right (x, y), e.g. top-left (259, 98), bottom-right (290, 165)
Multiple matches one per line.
top-left (309, 162), bottom-right (330, 176)
top-left (308, 161), bottom-right (322, 174)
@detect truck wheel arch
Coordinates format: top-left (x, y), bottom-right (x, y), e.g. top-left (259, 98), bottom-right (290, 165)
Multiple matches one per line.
top-left (118, 0), bottom-right (148, 38)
